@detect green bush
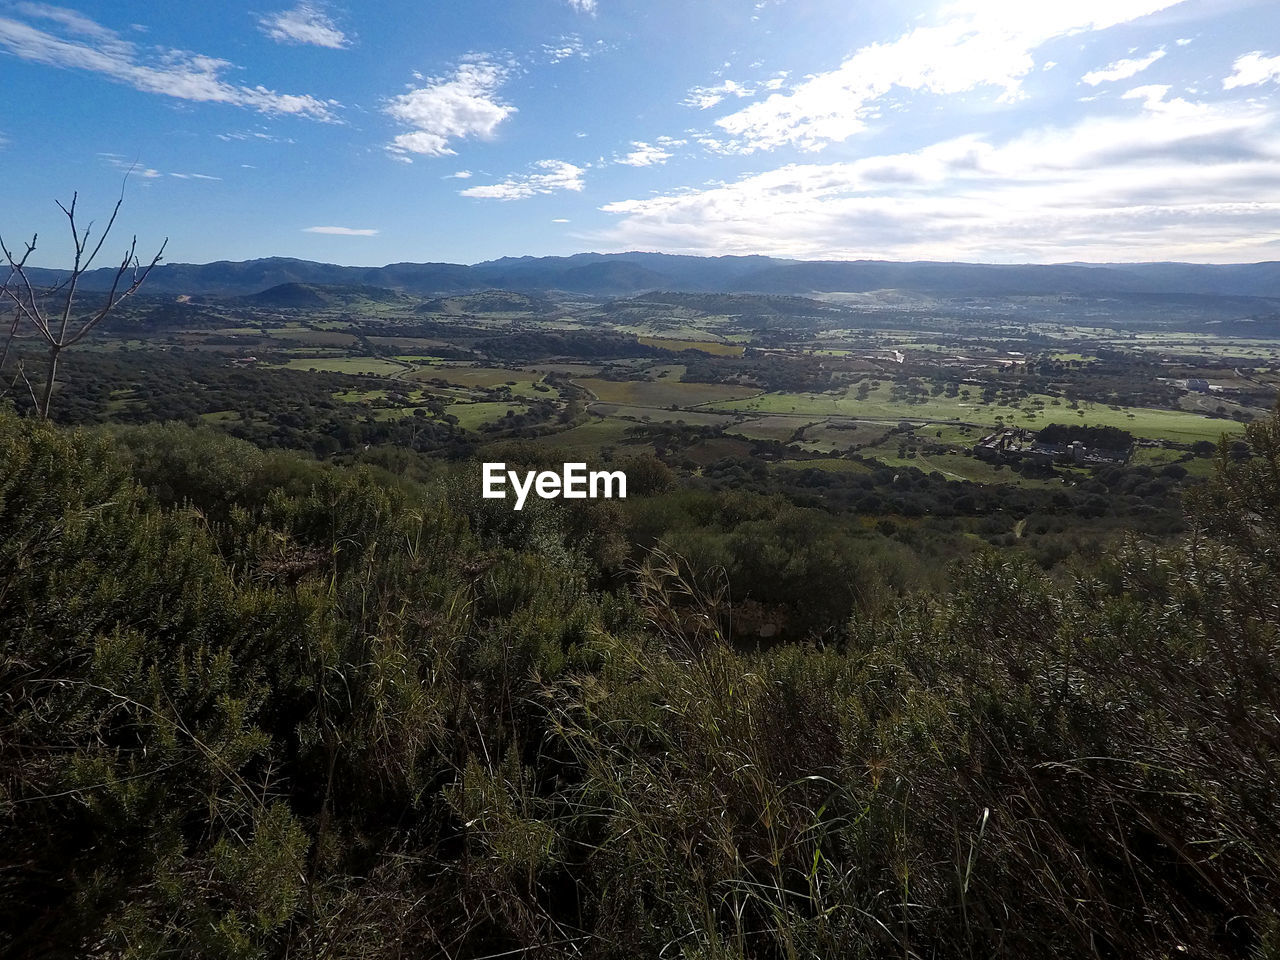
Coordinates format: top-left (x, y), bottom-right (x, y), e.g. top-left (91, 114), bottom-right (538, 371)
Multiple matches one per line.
top-left (2, 408), bottom-right (1278, 959)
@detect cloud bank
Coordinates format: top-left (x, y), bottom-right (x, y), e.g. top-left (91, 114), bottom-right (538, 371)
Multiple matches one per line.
top-left (600, 86), bottom-right (1280, 262)
top-left (711, 0), bottom-right (1188, 153)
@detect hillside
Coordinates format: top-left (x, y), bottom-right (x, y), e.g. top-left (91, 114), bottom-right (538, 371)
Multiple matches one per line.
top-left (23, 253), bottom-right (1280, 303)
top-left (3, 409), bottom-right (1278, 958)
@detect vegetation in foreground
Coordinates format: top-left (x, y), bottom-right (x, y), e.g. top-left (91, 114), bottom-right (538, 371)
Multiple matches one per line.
top-left (2, 402), bottom-right (1279, 959)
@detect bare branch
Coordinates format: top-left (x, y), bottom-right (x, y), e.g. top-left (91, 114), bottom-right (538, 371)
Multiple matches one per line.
top-left (7, 185), bottom-right (161, 418)
top-left (0, 308), bottom-right (21, 374)
top-left (18, 360), bottom-right (39, 410)
top-left (80, 178), bottom-right (130, 273)
top-left (0, 233), bottom-right (55, 344)
top-left (69, 236), bottom-right (168, 346)
top-left (0, 231), bottom-right (38, 276)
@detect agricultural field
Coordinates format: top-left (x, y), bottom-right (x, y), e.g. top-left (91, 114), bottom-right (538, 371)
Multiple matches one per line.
top-left (257, 327), bottom-right (360, 347)
top-left (595, 405), bottom-right (736, 427)
top-left (406, 365), bottom-right (528, 388)
top-left (710, 380), bottom-right (1247, 445)
top-left (535, 417), bottom-right (652, 456)
top-left (276, 357), bottom-right (410, 376)
top-left (573, 377), bottom-right (760, 407)
top-left (445, 400), bottom-right (531, 430)
top-left (638, 335), bottom-right (745, 356)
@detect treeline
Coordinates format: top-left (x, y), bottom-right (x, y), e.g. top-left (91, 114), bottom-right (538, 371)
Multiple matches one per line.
top-left (1036, 423), bottom-right (1134, 448)
top-left (2, 408), bottom-right (1279, 958)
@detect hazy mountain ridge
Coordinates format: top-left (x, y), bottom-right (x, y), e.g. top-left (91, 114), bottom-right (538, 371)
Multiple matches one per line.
top-left (21, 252), bottom-right (1280, 301)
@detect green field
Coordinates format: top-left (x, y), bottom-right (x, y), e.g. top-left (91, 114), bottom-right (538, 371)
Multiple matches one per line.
top-left (576, 377), bottom-right (760, 407)
top-left (366, 336), bottom-right (454, 350)
top-left (521, 362), bottom-right (607, 377)
top-left (537, 417), bottom-right (651, 456)
top-left (802, 420), bottom-right (893, 450)
top-left (709, 380), bottom-right (1247, 444)
top-left (728, 416), bottom-right (807, 443)
top-left (261, 328), bottom-right (359, 347)
top-left (773, 458), bottom-right (872, 474)
top-left (409, 365), bottom-right (536, 389)
top-left (447, 401), bottom-right (529, 430)
top-left (277, 357), bottom-right (410, 376)
top-left (725, 416), bottom-right (888, 454)
top-left (597, 405), bottom-right (736, 427)
top-left (335, 388), bottom-right (396, 403)
top-left (638, 335), bottom-right (745, 357)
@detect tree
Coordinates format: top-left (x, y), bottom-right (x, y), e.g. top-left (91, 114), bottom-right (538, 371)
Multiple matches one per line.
top-left (1187, 401), bottom-right (1280, 569)
top-left (0, 185), bottom-right (166, 418)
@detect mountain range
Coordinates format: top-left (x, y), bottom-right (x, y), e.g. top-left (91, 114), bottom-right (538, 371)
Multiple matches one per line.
top-left (20, 252), bottom-right (1280, 302)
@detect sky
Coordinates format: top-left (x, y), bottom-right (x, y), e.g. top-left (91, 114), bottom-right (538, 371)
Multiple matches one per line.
top-left (2, 0), bottom-right (1279, 268)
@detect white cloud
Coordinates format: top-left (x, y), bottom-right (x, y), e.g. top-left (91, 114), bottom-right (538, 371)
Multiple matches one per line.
top-left (543, 34), bottom-right (603, 64)
top-left (552, 218), bottom-right (570, 223)
top-left (1081, 48), bottom-right (1165, 86)
top-left (446, 170), bottom-right (473, 179)
top-left (217, 130), bottom-right (295, 144)
top-left (1223, 51), bottom-right (1280, 90)
top-left (616, 138), bottom-right (685, 167)
top-left (599, 87), bottom-right (1280, 262)
top-left (566, 0), bottom-right (597, 13)
top-left (460, 160), bottom-right (586, 200)
top-left (303, 226), bottom-right (378, 235)
top-left (713, 0), bottom-right (1187, 153)
top-left (101, 154), bottom-right (219, 182)
top-left (385, 60), bottom-right (514, 158)
top-left (683, 79), bottom-right (755, 110)
top-left (258, 3), bottom-right (348, 49)
top-left (0, 4), bottom-right (338, 119)
top-left (258, 3), bottom-right (345, 49)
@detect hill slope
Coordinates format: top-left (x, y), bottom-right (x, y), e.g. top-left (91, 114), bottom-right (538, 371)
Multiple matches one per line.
top-left (21, 252), bottom-right (1280, 302)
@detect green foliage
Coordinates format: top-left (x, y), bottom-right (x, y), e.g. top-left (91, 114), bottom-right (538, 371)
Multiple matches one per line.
top-left (2, 407), bottom-right (1279, 959)
top-left (1188, 402), bottom-right (1280, 568)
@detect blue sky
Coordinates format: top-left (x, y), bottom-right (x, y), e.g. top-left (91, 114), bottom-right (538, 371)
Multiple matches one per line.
top-left (2, 0), bottom-right (1279, 267)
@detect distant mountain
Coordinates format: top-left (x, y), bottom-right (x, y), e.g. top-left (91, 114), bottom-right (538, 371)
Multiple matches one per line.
top-left (552, 261), bottom-right (673, 295)
top-left (22, 257), bottom-right (480, 298)
top-left (19, 252), bottom-right (1280, 302)
top-left (1097, 262), bottom-right (1280, 299)
top-left (727, 261), bottom-right (1158, 297)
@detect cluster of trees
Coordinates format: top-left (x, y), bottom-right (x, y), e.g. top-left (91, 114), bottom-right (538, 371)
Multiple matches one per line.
top-left (478, 331), bottom-right (667, 362)
top-left (1036, 423), bottom-right (1134, 449)
top-left (682, 352), bottom-right (838, 393)
top-left (693, 450), bottom-right (1190, 528)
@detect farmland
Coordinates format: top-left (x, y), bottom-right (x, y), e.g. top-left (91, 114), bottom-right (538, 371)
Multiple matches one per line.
top-left (16, 281), bottom-right (1273, 552)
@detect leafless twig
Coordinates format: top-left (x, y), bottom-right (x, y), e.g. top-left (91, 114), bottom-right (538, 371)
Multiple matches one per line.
top-left (0, 179), bottom-right (166, 418)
